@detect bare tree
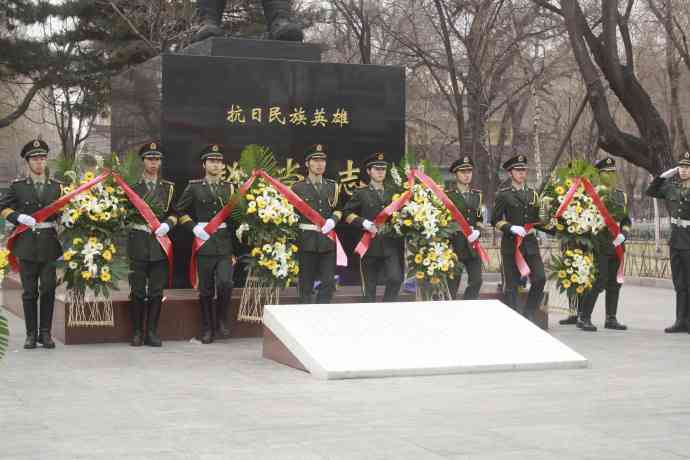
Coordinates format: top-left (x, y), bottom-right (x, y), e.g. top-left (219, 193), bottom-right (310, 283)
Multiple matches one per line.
top-left (532, 0), bottom-right (674, 174)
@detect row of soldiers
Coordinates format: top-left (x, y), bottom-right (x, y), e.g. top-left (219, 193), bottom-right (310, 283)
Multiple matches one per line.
top-left (0, 138), bottom-right (654, 350)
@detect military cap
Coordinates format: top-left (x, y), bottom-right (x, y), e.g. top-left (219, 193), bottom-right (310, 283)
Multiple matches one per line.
top-left (502, 154), bottom-right (527, 171)
top-left (450, 156), bottom-right (474, 173)
top-left (139, 141), bottom-right (163, 159)
top-left (365, 152), bottom-right (389, 169)
top-left (305, 144), bottom-right (327, 162)
top-left (21, 139), bottom-right (49, 159)
top-left (200, 144), bottom-right (225, 162)
top-left (595, 157), bottom-right (617, 172)
top-left (678, 151), bottom-right (690, 167)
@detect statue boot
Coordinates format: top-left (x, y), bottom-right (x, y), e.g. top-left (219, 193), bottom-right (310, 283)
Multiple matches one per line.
top-left (193, 0), bottom-right (225, 43)
top-left (263, 0), bottom-right (303, 41)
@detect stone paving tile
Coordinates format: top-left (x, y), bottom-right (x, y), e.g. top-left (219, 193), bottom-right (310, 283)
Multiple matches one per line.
top-left (2, 285), bottom-right (690, 459)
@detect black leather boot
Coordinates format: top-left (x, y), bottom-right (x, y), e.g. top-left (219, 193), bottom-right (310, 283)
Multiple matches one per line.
top-left (145, 297), bottom-right (163, 347)
top-left (130, 299), bottom-right (145, 347)
top-left (665, 291), bottom-right (688, 333)
top-left (24, 334), bottom-right (37, 349)
top-left (38, 294), bottom-right (56, 348)
top-left (200, 297), bottom-right (214, 344)
top-left (39, 331), bottom-right (55, 348)
top-left (23, 297), bottom-right (38, 349)
top-left (559, 315), bottom-right (578, 325)
top-left (580, 318), bottom-right (597, 332)
top-left (604, 316), bottom-right (628, 330)
top-left (604, 289), bottom-right (626, 330)
top-left (214, 288), bottom-right (232, 339)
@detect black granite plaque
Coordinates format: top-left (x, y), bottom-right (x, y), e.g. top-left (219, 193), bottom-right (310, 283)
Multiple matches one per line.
top-left (111, 39), bottom-right (405, 288)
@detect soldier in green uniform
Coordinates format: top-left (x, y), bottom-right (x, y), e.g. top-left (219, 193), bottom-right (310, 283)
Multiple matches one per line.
top-left (291, 144), bottom-right (342, 304)
top-left (0, 140), bottom-right (63, 349)
top-left (491, 154), bottom-right (546, 320)
top-left (174, 144), bottom-right (236, 344)
top-left (646, 152), bottom-right (690, 333)
top-left (126, 142), bottom-right (178, 347)
top-left (343, 152), bottom-right (403, 302)
top-left (446, 156), bottom-right (483, 300)
top-left (577, 157), bottom-right (630, 332)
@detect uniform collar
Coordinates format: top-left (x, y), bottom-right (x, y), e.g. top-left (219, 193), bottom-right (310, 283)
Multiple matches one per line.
top-left (455, 183), bottom-right (470, 193)
top-left (307, 174), bottom-right (323, 185)
top-left (29, 172), bottom-right (46, 184)
top-left (369, 182), bottom-right (384, 192)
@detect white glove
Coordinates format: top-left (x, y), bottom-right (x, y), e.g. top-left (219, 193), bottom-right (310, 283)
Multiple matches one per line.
top-left (17, 214), bottom-right (36, 228)
top-left (362, 219), bottom-right (377, 234)
top-left (660, 167), bottom-right (678, 179)
top-left (613, 233), bottom-right (626, 247)
top-left (467, 228), bottom-right (480, 243)
top-left (154, 223), bottom-right (170, 237)
top-left (321, 218), bottom-right (336, 234)
top-left (510, 225), bottom-right (527, 237)
top-left (193, 223), bottom-right (210, 241)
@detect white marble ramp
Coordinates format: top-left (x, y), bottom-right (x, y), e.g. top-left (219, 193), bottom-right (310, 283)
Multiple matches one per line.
top-left (262, 300), bottom-right (588, 380)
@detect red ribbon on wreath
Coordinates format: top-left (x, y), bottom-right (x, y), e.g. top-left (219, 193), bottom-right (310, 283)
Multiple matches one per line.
top-left (553, 177), bottom-right (625, 283)
top-left (6, 172), bottom-right (111, 272)
top-left (189, 170), bottom-right (348, 288)
top-left (112, 174), bottom-right (174, 287)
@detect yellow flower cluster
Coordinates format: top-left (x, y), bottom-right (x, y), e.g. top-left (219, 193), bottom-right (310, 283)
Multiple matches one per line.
top-left (412, 240), bottom-right (458, 283)
top-left (61, 174), bottom-right (125, 227)
top-left (391, 183), bottom-right (452, 239)
top-left (63, 236), bottom-right (117, 286)
top-left (245, 181), bottom-right (299, 226)
top-left (554, 248), bottom-right (595, 295)
top-left (250, 240), bottom-right (299, 285)
top-left (0, 247), bottom-right (10, 282)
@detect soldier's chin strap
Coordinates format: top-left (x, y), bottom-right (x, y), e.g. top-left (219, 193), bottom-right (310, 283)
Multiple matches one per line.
top-left (6, 172), bottom-right (111, 272)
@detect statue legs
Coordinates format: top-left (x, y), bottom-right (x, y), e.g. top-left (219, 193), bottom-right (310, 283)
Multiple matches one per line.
top-left (194, 0), bottom-right (225, 42)
top-left (262, 0), bottom-right (303, 41)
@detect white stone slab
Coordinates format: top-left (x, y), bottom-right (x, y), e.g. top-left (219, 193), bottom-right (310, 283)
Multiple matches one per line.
top-left (263, 300), bottom-right (588, 380)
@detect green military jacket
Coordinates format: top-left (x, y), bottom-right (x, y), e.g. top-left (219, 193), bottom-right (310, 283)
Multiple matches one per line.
top-left (596, 188), bottom-right (631, 256)
top-left (174, 179), bottom-right (235, 257)
top-left (492, 185), bottom-right (542, 256)
top-left (342, 184), bottom-right (403, 258)
top-left (291, 177), bottom-right (342, 253)
top-left (447, 185), bottom-right (483, 260)
top-left (646, 177), bottom-right (689, 250)
top-left (0, 176), bottom-right (63, 262)
top-left (127, 179), bottom-right (177, 262)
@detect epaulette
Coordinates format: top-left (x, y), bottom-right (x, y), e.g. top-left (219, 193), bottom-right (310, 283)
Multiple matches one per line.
top-left (189, 179), bottom-right (203, 184)
top-left (471, 188), bottom-right (481, 194)
top-left (50, 178), bottom-right (64, 185)
top-left (326, 178), bottom-right (337, 183)
top-left (161, 179), bottom-right (174, 186)
top-left (11, 177), bottom-right (25, 184)
top-left (499, 186), bottom-right (511, 192)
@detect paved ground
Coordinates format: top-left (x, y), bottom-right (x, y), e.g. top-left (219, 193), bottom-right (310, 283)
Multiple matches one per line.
top-left (1, 284), bottom-right (690, 460)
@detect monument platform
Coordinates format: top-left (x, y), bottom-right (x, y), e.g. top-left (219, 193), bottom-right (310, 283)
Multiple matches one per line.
top-left (262, 300), bottom-right (586, 379)
top-left (1, 274), bottom-right (548, 344)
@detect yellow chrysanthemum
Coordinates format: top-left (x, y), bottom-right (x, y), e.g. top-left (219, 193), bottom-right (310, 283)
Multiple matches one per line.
top-left (100, 272), bottom-right (112, 282)
top-left (81, 271), bottom-right (92, 280)
top-left (414, 254), bottom-right (423, 264)
top-left (403, 219), bottom-right (413, 227)
top-left (562, 280), bottom-right (572, 288)
top-left (555, 186), bottom-right (565, 195)
top-left (73, 238), bottom-right (83, 246)
top-left (83, 171), bottom-right (95, 181)
top-left (576, 286), bottom-right (585, 294)
top-left (102, 250), bottom-right (112, 262)
top-left (251, 247), bottom-right (262, 257)
top-left (558, 270), bottom-right (567, 278)
top-left (291, 244), bottom-right (298, 253)
top-left (63, 251), bottom-right (73, 261)
top-left (416, 271), bottom-right (425, 279)
top-left (570, 274), bottom-right (578, 282)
